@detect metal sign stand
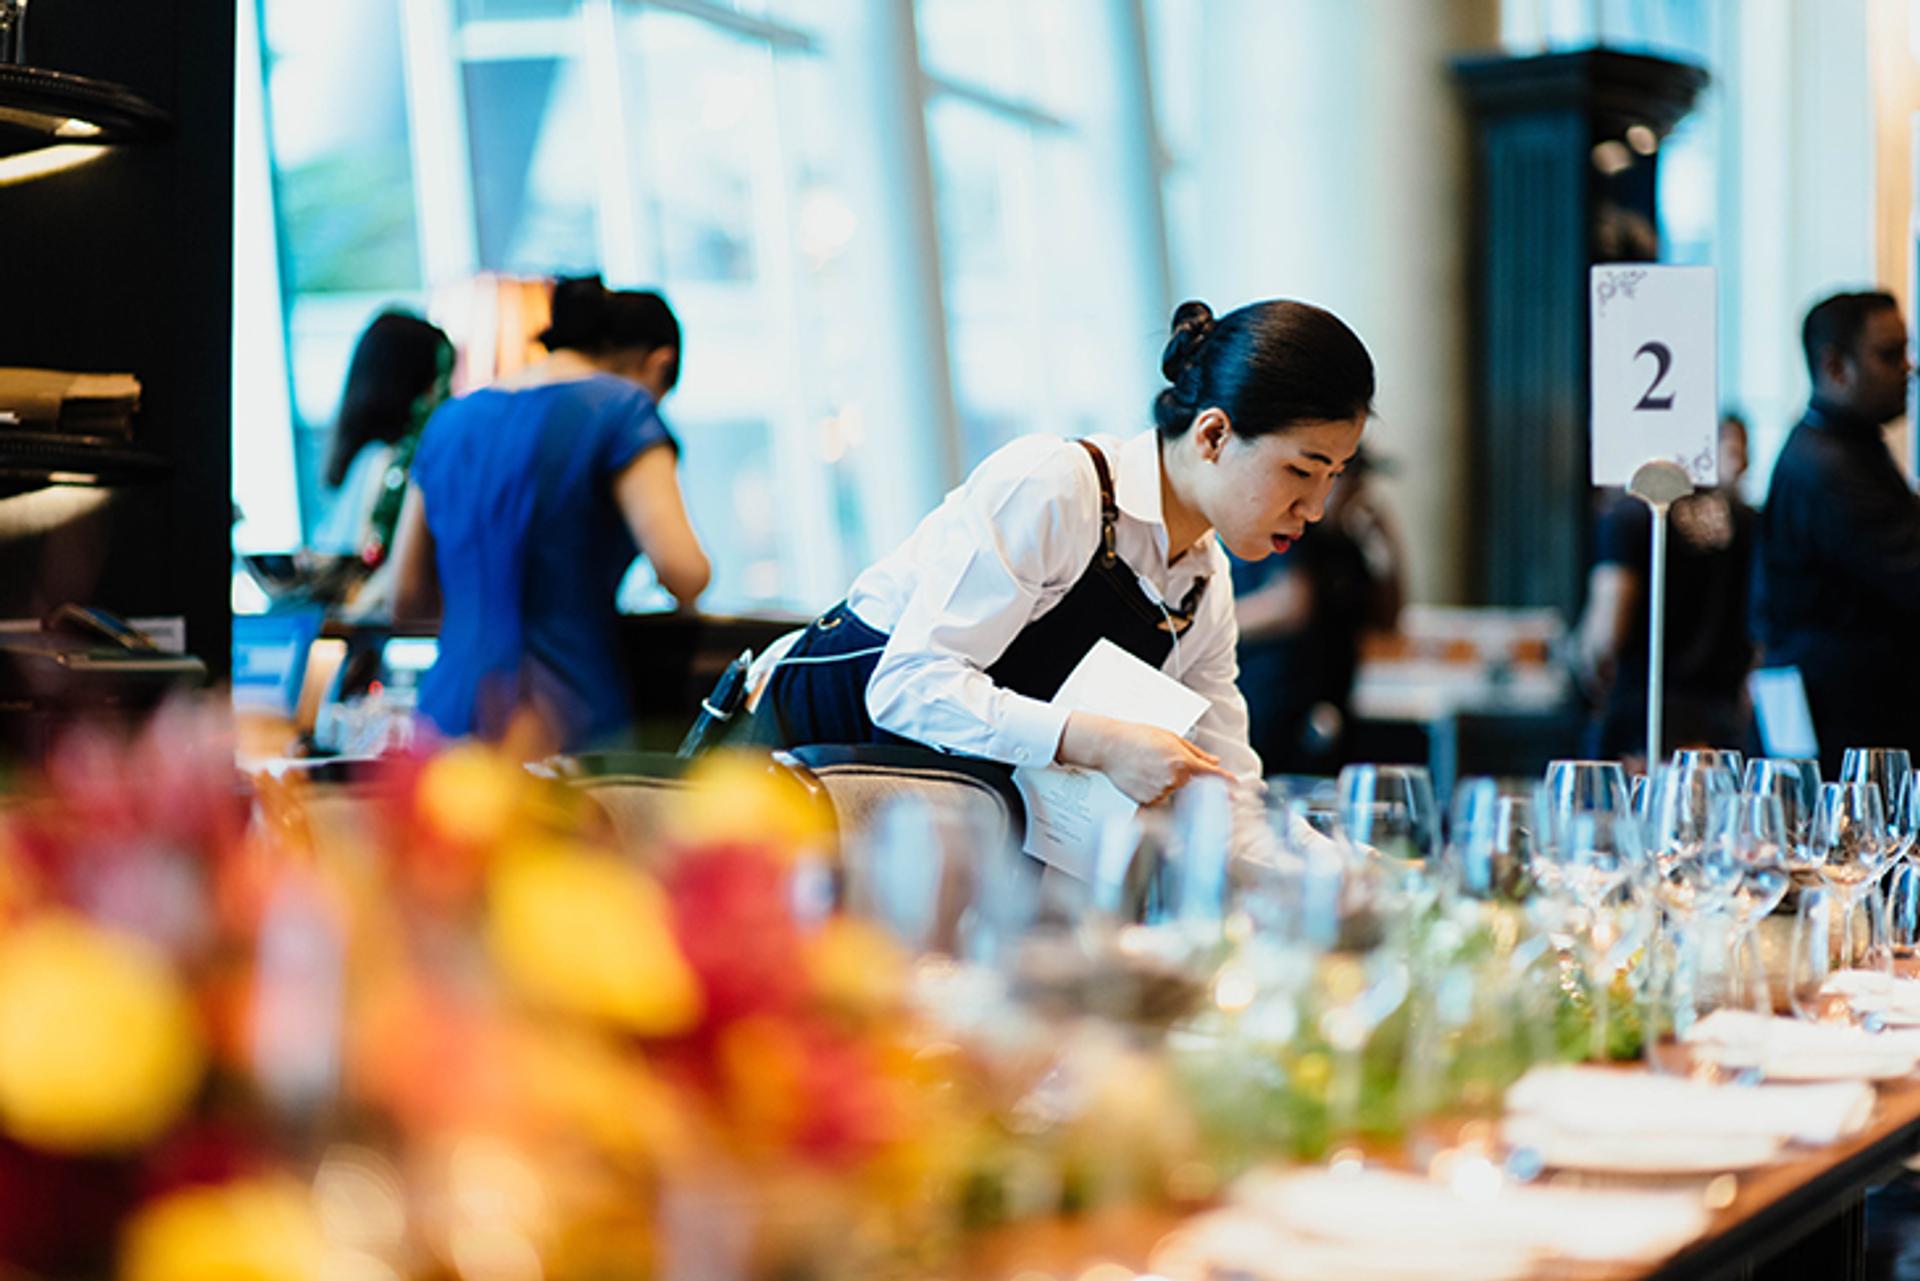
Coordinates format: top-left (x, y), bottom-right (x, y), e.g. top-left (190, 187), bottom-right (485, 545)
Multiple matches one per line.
top-left (1625, 459), bottom-right (1694, 766)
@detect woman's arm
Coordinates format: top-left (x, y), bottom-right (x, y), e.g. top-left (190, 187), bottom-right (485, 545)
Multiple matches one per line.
top-left (1176, 558), bottom-right (1281, 857)
top-left (389, 485), bottom-right (441, 625)
top-left (864, 438), bottom-right (1229, 800)
top-left (612, 445), bottom-right (711, 608)
top-left (1058, 711), bottom-right (1233, 806)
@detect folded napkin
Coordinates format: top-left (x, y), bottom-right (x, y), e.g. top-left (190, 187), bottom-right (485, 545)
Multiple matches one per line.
top-left (1825, 971), bottom-right (1920, 1026)
top-left (1688, 1009), bottom-right (1920, 1083)
top-left (1148, 1167), bottom-right (1709, 1278)
top-left (1507, 1063), bottom-right (1877, 1146)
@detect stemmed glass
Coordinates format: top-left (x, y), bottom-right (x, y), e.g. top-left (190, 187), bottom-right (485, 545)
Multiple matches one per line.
top-left (1336, 765), bottom-right (1439, 866)
top-left (1840, 748), bottom-right (1912, 832)
top-left (1726, 789), bottom-right (1792, 1000)
top-left (1673, 748), bottom-right (1745, 789)
top-left (1541, 803), bottom-right (1653, 1061)
top-left (1544, 760), bottom-right (1633, 830)
top-left (1443, 777), bottom-right (1541, 903)
top-left (1811, 782), bottom-right (1891, 974)
top-left (1648, 762), bottom-right (1741, 920)
top-left (1744, 758), bottom-right (1824, 884)
top-left (1891, 772), bottom-right (1920, 867)
top-left (1790, 885), bottom-right (1848, 1025)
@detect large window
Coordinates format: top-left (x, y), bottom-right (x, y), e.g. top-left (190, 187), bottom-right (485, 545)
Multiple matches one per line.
top-left (238, 0), bottom-right (1169, 613)
top-left (919, 0), bottom-right (1161, 464)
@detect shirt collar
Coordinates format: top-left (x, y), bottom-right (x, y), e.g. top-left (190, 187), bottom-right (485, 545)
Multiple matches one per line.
top-left (1114, 430), bottom-right (1164, 524)
top-left (1114, 429), bottom-right (1216, 568)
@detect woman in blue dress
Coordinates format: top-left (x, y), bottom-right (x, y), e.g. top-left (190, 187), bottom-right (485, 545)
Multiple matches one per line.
top-left (391, 276), bottom-right (710, 751)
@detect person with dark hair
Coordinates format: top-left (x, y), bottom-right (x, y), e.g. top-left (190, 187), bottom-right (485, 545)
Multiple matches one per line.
top-left (753, 298), bottom-right (1373, 853)
top-left (1754, 289), bottom-right (1920, 774)
top-left (314, 310), bottom-right (454, 569)
top-left (392, 276), bottom-right (708, 752)
top-left (1231, 446), bottom-right (1405, 774)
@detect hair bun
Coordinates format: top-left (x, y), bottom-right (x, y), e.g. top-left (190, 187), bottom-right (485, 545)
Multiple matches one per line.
top-left (1160, 299), bottom-right (1216, 381)
top-left (539, 275), bottom-right (609, 350)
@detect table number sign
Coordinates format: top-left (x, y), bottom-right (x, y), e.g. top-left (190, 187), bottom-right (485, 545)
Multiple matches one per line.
top-left (1590, 264), bottom-right (1718, 487)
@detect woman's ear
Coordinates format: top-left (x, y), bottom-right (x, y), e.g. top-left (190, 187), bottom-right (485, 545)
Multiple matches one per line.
top-left (1192, 408), bottom-right (1232, 461)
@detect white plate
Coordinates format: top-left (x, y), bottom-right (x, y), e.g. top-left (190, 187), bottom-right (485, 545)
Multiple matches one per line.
top-left (1502, 1116), bottom-right (1782, 1175)
top-left (1762, 1052), bottom-right (1919, 1083)
top-left (1150, 1209), bottom-right (1541, 1281)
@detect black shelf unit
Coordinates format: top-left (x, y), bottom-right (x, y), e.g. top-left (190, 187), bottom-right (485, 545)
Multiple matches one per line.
top-left (0, 429), bottom-right (169, 490)
top-left (0, 2), bottom-right (235, 683)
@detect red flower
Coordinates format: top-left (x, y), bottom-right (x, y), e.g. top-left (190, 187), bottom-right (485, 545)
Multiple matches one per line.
top-left (665, 845), bottom-right (810, 1029)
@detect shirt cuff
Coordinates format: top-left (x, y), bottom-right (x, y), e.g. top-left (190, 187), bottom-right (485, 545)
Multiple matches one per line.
top-left (996, 693), bottom-right (1073, 768)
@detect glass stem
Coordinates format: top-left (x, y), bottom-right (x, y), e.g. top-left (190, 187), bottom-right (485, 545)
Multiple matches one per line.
top-left (1330, 1041), bottom-right (1362, 1143)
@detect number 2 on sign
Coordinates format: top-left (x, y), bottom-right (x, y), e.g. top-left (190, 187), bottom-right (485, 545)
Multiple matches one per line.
top-left (1634, 341), bottom-right (1674, 411)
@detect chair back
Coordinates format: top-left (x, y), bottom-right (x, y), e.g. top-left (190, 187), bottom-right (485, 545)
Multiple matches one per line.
top-left (547, 751), bottom-right (694, 866)
top-left (781, 744), bottom-right (1026, 856)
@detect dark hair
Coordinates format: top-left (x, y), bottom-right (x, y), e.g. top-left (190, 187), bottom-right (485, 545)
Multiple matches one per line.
top-left (326, 310), bottom-right (452, 488)
top-left (1153, 298), bottom-right (1375, 439)
top-left (1802, 290), bottom-right (1898, 381)
top-left (538, 274), bottom-right (682, 388)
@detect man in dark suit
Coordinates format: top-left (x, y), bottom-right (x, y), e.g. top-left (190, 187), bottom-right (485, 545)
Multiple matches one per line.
top-left (1753, 290), bottom-right (1920, 776)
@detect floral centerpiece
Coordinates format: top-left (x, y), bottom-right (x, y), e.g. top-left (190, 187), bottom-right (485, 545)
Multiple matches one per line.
top-left (0, 711), bottom-right (1010, 1281)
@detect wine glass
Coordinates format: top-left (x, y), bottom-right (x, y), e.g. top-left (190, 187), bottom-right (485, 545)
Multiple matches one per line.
top-left (1884, 858), bottom-right (1920, 963)
top-left (1789, 886), bottom-right (1845, 1024)
top-left (1543, 760), bottom-right (1633, 828)
top-left (1643, 914), bottom-right (1770, 1085)
top-left (1552, 808), bottom-right (1653, 1061)
top-left (1336, 765), bottom-right (1439, 865)
top-left (1672, 748), bottom-right (1745, 792)
top-left (1648, 762), bottom-right (1740, 919)
top-left (1811, 782), bottom-right (1891, 976)
top-left (1443, 777), bottom-right (1541, 903)
top-left (1726, 789), bottom-right (1792, 1012)
top-left (1744, 758), bottom-right (1823, 884)
top-left (1840, 748), bottom-right (1912, 820)
top-left (1890, 772), bottom-right (1920, 866)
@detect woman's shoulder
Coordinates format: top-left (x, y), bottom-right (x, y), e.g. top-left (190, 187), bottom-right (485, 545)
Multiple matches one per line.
top-left (969, 432), bottom-right (1109, 498)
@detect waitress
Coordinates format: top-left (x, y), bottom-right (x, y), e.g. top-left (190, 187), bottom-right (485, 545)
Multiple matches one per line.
top-left (757, 298), bottom-right (1374, 848)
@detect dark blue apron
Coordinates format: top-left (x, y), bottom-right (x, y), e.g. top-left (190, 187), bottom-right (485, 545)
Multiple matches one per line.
top-left (759, 439), bottom-right (1208, 749)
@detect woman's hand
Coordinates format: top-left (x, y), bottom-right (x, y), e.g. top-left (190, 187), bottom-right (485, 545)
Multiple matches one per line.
top-left (1058, 711), bottom-right (1235, 806)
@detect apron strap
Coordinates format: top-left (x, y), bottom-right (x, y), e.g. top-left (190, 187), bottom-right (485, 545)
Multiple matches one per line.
top-left (1074, 438), bottom-right (1121, 568)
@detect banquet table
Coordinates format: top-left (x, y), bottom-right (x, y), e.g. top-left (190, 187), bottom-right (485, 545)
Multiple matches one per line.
top-left (963, 1073), bottom-right (1920, 1281)
top-left (1600, 1072), bottom-right (1920, 1281)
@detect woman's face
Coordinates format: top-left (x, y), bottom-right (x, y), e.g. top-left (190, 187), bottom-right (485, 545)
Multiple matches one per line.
top-left (1190, 412), bottom-right (1366, 561)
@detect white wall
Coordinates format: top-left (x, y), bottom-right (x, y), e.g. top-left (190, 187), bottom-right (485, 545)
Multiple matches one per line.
top-left (1719, 0), bottom-right (1876, 502)
top-left (1172, 0), bottom-right (1499, 604)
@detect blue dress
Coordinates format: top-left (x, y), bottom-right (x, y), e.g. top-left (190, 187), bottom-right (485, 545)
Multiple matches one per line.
top-left (410, 374), bottom-right (677, 749)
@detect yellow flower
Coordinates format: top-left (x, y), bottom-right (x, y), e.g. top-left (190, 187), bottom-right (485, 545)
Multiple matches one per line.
top-left (121, 1178), bottom-right (326, 1281)
top-left (416, 744), bottom-right (529, 848)
top-left (805, 918), bottom-right (908, 1018)
top-left (669, 752), bottom-right (835, 856)
top-left (513, 1026), bottom-right (693, 1162)
top-left (0, 915), bottom-right (203, 1152)
top-left (488, 843), bottom-right (703, 1035)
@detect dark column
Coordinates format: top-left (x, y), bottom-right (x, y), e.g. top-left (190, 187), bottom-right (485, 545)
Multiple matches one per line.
top-left (1452, 49), bottom-right (1707, 618)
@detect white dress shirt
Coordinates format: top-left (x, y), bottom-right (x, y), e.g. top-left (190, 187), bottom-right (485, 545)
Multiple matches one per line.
top-left (844, 429), bottom-right (1272, 855)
